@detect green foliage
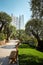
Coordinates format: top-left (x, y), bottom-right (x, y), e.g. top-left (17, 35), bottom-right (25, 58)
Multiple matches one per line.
top-left (0, 12), bottom-right (16, 40)
top-left (15, 30), bottom-right (25, 40)
top-left (0, 11), bottom-right (12, 32)
top-left (27, 0), bottom-right (43, 49)
top-left (25, 19), bottom-right (43, 49)
top-left (29, 37), bottom-right (38, 47)
top-left (20, 33), bottom-right (29, 43)
top-left (16, 29), bottom-right (38, 47)
top-left (25, 19), bottom-right (43, 40)
top-left (16, 30), bottom-right (30, 43)
top-left (0, 11), bottom-right (12, 23)
top-left (0, 33), bottom-right (6, 40)
top-left (19, 44), bottom-right (30, 48)
top-left (19, 44), bottom-right (43, 65)
top-left (10, 25), bottom-right (16, 39)
top-left (32, 38), bottom-right (38, 47)
top-left (3, 24), bottom-right (16, 40)
top-left (30, 0), bottom-right (43, 20)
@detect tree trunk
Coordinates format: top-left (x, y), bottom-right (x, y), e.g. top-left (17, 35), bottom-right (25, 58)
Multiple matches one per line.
top-left (37, 40), bottom-right (43, 51)
top-left (31, 30), bottom-right (43, 51)
top-left (6, 34), bottom-right (9, 42)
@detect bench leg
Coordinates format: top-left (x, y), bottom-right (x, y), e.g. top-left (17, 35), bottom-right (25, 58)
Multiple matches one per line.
top-left (9, 58), bottom-right (17, 64)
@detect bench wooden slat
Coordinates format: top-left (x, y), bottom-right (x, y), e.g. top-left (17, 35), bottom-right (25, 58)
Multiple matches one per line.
top-left (9, 50), bottom-right (18, 63)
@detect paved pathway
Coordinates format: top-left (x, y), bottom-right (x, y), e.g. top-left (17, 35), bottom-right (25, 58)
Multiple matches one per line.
top-left (0, 40), bottom-right (19, 65)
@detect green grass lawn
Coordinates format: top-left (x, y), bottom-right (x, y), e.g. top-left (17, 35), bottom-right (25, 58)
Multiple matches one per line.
top-left (18, 44), bottom-right (43, 65)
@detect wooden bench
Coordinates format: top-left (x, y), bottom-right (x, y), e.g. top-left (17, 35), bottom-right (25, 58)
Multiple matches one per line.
top-left (9, 42), bottom-right (20, 64)
top-left (9, 50), bottom-right (18, 64)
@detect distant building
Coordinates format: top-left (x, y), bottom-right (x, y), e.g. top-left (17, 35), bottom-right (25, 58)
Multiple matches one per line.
top-left (11, 14), bottom-right (24, 29)
top-left (19, 15), bottom-right (24, 29)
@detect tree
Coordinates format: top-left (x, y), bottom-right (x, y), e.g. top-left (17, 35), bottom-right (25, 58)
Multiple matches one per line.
top-left (30, 0), bottom-right (43, 50)
top-left (0, 12), bottom-right (12, 41)
top-left (9, 25), bottom-right (16, 39)
top-left (0, 12), bottom-right (12, 32)
top-left (16, 29), bottom-right (30, 43)
top-left (26, 0), bottom-right (43, 51)
top-left (30, 0), bottom-right (43, 20)
top-left (3, 24), bottom-right (16, 40)
top-left (16, 30), bottom-right (25, 40)
top-left (25, 19), bottom-right (43, 50)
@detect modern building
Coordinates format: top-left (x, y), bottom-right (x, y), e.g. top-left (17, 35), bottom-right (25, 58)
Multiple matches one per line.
top-left (19, 15), bottom-right (24, 29)
top-left (11, 14), bottom-right (24, 29)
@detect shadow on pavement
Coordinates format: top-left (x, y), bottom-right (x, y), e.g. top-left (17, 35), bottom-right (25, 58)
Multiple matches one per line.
top-left (0, 56), bottom-right (18, 65)
top-left (0, 45), bottom-right (16, 49)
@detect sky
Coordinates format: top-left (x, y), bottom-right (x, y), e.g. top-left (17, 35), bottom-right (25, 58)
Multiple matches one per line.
top-left (0, 0), bottom-right (32, 25)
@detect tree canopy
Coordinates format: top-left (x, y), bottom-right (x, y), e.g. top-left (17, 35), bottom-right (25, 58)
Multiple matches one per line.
top-left (25, 0), bottom-right (43, 50)
top-left (25, 19), bottom-right (43, 40)
top-left (25, 19), bottom-right (43, 50)
top-left (0, 12), bottom-right (12, 31)
top-left (31, 0), bottom-right (43, 20)
top-left (0, 12), bottom-right (14, 41)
